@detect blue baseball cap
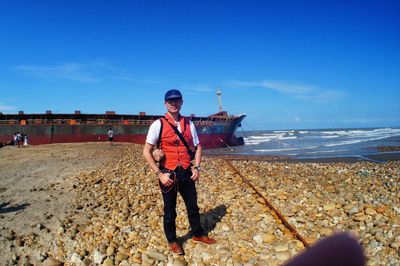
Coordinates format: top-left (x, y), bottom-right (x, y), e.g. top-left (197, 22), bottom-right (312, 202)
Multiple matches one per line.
top-left (164, 89), bottom-right (182, 100)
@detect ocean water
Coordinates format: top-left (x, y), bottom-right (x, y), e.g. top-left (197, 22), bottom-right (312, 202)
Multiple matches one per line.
top-left (224, 127), bottom-right (400, 159)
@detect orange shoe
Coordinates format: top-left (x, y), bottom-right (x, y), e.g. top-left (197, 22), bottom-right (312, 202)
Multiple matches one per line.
top-left (192, 235), bottom-right (216, 244)
top-left (169, 241), bottom-right (184, 255)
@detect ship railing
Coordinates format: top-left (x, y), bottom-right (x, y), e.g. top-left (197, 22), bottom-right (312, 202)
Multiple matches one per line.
top-left (1, 118), bottom-right (232, 126)
top-left (193, 117), bottom-right (232, 126)
top-left (209, 116), bottom-right (231, 121)
top-left (82, 119), bottom-right (97, 124)
top-left (0, 120), bottom-right (19, 125)
top-left (195, 121), bottom-right (214, 126)
top-left (26, 119), bottom-right (65, 124)
top-left (25, 119), bottom-right (72, 124)
top-left (52, 119), bottom-right (66, 124)
top-left (29, 119), bottom-right (46, 124)
top-left (71, 119), bottom-right (154, 125)
top-left (1, 118), bottom-right (156, 125)
top-left (131, 120), bottom-right (153, 125)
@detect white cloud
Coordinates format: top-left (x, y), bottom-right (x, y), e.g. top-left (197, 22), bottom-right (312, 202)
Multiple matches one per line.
top-left (109, 75), bottom-right (162, 84)
top-left (12, 62), bottom-right (162, 84)
top-left (13, 63), bottom-right (100, 83)
top-left (340, 117), bottom-right (400, 124)
top-left (231, 80), bottom-right (344, 103)
top-left (0, 103), bottom-right (16, 113)
top-left (180, 83), bottom-right (214, 95)
top-left (190, 84), bottom-right (214, 93)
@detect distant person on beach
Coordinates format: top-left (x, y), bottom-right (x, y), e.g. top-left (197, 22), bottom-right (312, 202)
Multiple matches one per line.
top-left (16, 131), bottom-right (22, 148)
top-left (143, 89), bottom-right (216, 255)
top-left (23, 133), bottom-right (28, 146)
top-left (107, 128), bottom-right (114, 145)
top-left (13, 133), bottom-right (17, 147)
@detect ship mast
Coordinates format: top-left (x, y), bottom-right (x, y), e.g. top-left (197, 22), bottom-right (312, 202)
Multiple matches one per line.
top-left (216, 88), bottom-right (223, 113)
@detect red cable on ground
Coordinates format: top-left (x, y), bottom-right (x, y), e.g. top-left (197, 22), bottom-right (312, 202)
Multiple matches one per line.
top-left (224, 159), bottom-right (310, 248)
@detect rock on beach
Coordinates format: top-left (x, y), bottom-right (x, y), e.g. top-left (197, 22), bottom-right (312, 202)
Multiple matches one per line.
top-left (0, 143), bottom-right (399, 265)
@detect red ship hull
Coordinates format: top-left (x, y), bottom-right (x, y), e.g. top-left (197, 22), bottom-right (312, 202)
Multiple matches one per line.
top-left (0, 112), bottom-right (246, 149)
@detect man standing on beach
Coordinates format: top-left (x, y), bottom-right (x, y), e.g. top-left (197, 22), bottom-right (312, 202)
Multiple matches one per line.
top-left (107, 128), bottom-right (114, 145)
top-left (16, 131), bottom-right (22, 148)
top-left (143, 89), bottom-right (216, 255)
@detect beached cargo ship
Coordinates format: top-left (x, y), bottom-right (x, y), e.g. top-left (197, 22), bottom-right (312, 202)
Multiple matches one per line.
top-left (0, 110), bottom-right (245, 149)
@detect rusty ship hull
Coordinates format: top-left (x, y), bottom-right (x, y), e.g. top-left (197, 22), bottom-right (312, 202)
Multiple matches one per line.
top-left (0, 112), bottom-right (246, 149)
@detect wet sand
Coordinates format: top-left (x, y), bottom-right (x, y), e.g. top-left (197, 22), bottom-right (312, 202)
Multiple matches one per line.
top-left (206, 151), bottom-right (400, 163)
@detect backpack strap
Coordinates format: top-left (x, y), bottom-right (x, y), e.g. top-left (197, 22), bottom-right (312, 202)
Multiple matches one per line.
top-left (156, 118), bottom-right (163, 148)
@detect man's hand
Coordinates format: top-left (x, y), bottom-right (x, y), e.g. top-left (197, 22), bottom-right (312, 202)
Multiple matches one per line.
top-left (159, 172), bottom-right (173, 186)
top-left (191, 167), bottom-right (200, 181)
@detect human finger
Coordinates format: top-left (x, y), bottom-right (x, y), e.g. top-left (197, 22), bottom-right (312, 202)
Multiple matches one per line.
top-left (191, 172), bottom-right (199, 181)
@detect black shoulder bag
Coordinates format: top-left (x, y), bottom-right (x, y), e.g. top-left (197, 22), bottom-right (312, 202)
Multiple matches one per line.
top-left (163, 118), bottom-right (196, 161)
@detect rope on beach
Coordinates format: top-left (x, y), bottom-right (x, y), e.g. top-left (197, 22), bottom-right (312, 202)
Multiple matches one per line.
top-left (203, 132), bottom-right (309, 247)
top-left (224, 159), bottom-right (310, 248)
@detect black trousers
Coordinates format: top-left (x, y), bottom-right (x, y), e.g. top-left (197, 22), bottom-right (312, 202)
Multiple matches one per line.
top-left (160, 167), bottom-right (205, 243)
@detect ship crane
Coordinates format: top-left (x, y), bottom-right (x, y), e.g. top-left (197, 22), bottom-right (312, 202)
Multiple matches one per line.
top-left (216, 88), bottom-right (223, 113)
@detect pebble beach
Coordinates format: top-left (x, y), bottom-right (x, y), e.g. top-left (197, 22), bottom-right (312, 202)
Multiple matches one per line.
top-left (0, 143), bottom-right (399, 265)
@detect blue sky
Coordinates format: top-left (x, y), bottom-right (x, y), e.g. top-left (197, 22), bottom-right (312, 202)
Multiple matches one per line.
top-left (0, 0), bottom-right (399, 130)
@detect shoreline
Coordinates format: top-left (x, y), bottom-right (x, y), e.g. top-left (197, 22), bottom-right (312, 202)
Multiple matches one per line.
top-left (3, 142), bottom-right (400, 163)
top-left (204, 151), bottom-right (400, 163)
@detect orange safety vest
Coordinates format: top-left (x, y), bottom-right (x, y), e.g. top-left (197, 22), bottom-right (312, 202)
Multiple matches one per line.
top-left (160, 113), bottom-right (194, 170)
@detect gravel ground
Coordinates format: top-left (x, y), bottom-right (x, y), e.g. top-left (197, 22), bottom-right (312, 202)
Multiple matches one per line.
top-left (0, 143), bottom-right (399, 265)
top-left (0, 143), bottom-right (122, 265)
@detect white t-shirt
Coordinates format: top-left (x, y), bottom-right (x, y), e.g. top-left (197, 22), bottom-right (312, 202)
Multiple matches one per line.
top-left (108, 130), bottom-right (114, 137)
top-left (146, 119), bottom-right (200, 147)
